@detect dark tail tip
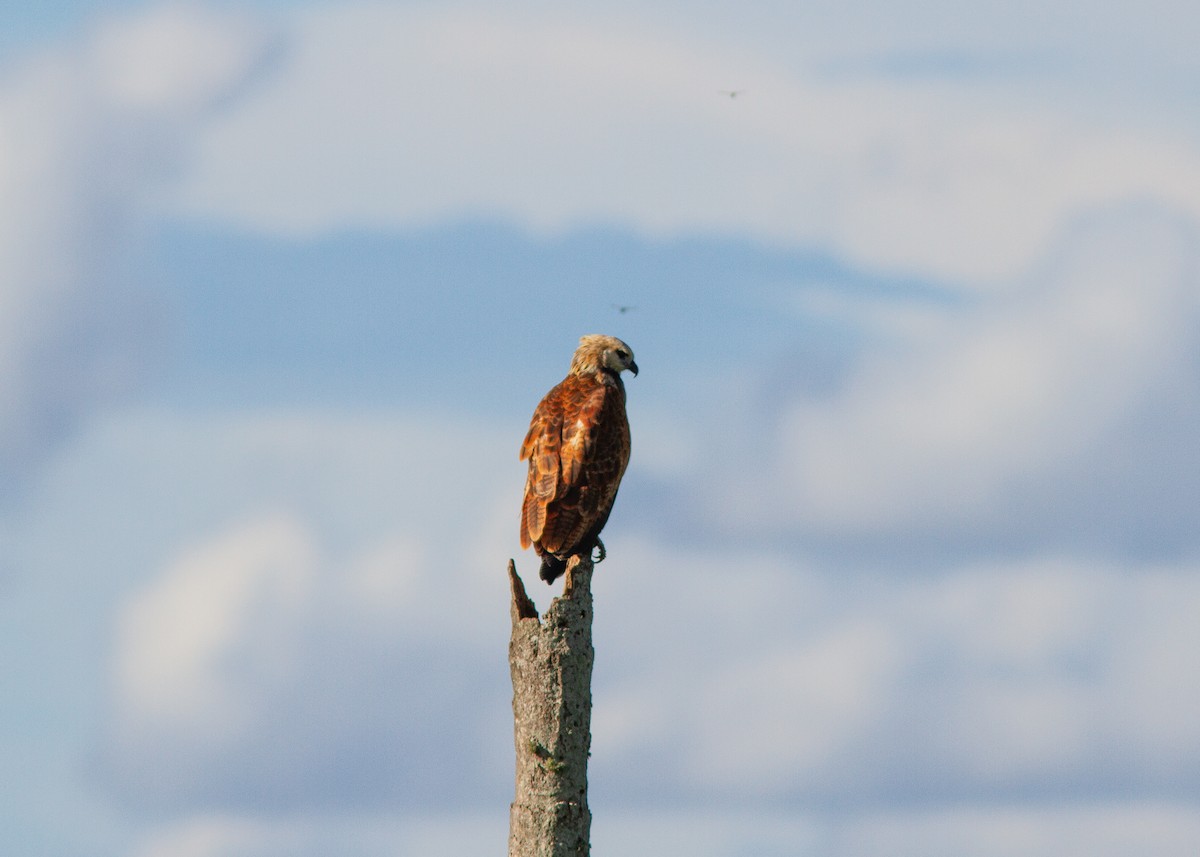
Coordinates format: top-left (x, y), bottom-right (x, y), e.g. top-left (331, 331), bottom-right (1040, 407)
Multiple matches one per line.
top-left (539, 555), bottom-right (567, 584)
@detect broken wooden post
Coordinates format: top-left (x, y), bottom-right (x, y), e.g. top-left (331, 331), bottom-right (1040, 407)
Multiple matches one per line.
top-left (507, 555), bottom-right (594, 857)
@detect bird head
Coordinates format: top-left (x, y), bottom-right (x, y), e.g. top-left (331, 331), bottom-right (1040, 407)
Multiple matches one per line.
top-left (572, 334), bottom-right (638, 378)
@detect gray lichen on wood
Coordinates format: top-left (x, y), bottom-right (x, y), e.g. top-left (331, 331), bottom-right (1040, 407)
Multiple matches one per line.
top-left (507, 556), bottom-right (594, 857)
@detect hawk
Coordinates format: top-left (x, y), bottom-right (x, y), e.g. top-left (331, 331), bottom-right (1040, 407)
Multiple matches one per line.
top-left (520, 334), bottom-right (638, 583)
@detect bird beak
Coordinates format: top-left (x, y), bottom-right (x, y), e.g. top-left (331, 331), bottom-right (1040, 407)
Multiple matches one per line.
top-left (628, 361), bottom-right (639, 377)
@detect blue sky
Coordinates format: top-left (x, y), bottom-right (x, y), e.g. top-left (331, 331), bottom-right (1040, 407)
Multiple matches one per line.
top-left (3, 2), bottom-right (1200, 855)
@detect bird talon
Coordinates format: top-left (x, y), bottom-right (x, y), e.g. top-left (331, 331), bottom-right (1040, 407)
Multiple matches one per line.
top-left (591, 539), bottom-right (607, 564)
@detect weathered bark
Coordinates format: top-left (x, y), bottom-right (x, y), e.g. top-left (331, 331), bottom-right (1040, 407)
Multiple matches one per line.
top-left (507, 555), bottom-right (594, 857)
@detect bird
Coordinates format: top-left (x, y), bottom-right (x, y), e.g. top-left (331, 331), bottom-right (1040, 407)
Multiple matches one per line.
top-left (611, 303), bottom-right (637, 314)
top-left (718, 89), bottom-right (744, 99)
top-left (519, 334), bottom-right (638, 584)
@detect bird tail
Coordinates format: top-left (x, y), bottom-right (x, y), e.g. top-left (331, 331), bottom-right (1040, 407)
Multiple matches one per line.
top-left (539, 554), bottom-right (568, 584)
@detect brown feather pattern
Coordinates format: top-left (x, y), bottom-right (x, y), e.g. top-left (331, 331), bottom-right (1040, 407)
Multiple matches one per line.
top-left (519, 335), bottom-right (635, 582)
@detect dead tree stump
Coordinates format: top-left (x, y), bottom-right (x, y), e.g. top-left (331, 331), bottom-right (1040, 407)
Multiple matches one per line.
top-left (507, 555), bottom-right (594, 857)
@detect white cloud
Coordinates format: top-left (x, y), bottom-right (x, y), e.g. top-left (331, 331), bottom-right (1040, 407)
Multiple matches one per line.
top-left (130, 812), bottom-right (504, 857)
top-left (590, 542), bottom-right (1200, 803)
top-left (0, 5), bottom-right (271, 496)
top-left (103, 509), bottom-right (513, 809)
top-left (173, 4), bottom-right (1200, 282)
top-left (114, 516), bottom-right (319, 742)
top-left (44, 406), bottom-right (526, 569)
top-left (689, 620), bottom-right (902, 793)
top-left (828, 802), bottom-right (1200, 857)
top-left (727, 203), bottom-right (1200, 545)
top-left (40, 403), bottom-right (1200, 834)
top-left (0, 401), bottom-right (530, 837)
top-left (84, 5), bottom-right (271, 115)
top-left (126, 803), bottom-right (1200, 857)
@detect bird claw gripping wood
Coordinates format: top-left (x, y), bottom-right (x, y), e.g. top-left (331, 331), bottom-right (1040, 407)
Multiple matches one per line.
top-left (590, 538), bottom-right (606, 564)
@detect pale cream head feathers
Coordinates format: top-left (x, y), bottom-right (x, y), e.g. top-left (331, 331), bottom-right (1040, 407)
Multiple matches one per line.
top-left (569, 334), bottom-right (638, 378)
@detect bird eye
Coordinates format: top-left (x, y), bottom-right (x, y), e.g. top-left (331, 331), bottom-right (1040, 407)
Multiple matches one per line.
top-left (616, 350), bottom-right (629, 360)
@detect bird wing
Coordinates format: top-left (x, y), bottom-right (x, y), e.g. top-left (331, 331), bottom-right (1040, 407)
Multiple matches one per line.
top-left (520, 376), bottom-right (614, 552)
top-left (520, 391), bottom-right (564, 548)
top-left (559, 383), bottom-right (607, 488)
top-left (542, 381), bottom-right (627, 555)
